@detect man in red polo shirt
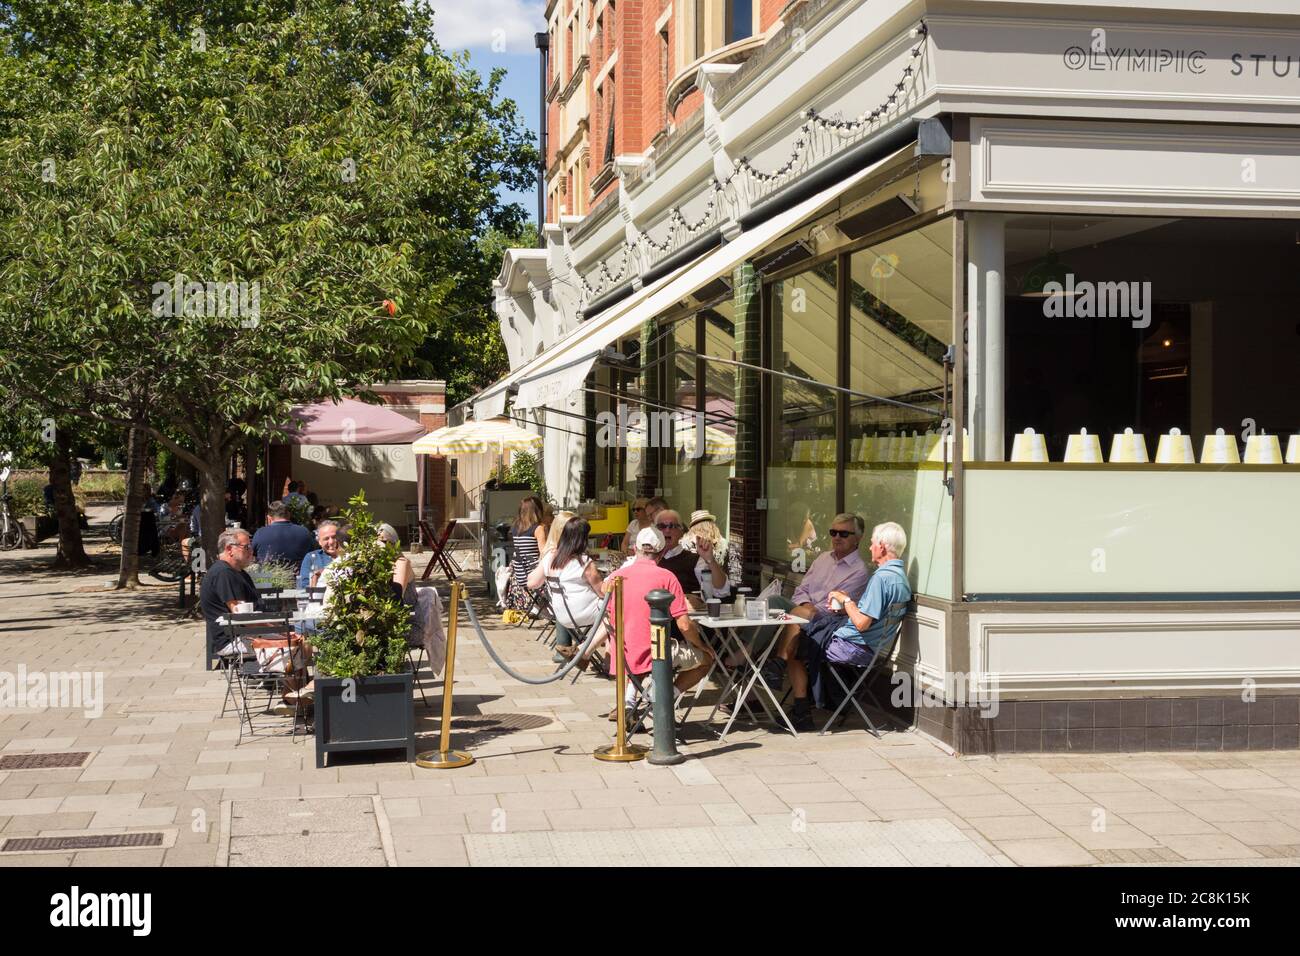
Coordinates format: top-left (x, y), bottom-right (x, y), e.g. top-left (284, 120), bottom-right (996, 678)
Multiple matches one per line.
top-left (602, 526), bottom-right (716, 721)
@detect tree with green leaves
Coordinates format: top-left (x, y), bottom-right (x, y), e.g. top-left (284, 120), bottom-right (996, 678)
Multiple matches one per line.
top-left (0, 0), bottom-right (536, 574)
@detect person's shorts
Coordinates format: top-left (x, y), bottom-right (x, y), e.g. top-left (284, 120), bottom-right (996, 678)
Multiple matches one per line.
top-left (671, 640), bottom-right (707, 670)
top-left (796, 613), bottom-right (875, 667)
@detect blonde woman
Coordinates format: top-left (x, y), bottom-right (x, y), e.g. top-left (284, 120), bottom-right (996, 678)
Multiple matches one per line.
top-left (683, 510), bottom-right (741, 598)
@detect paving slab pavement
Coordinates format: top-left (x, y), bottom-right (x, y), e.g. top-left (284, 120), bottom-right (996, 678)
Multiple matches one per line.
top-left (2, 521), bottom-right (1300, 867)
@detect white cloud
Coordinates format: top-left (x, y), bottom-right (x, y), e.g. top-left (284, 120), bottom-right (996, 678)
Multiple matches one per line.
top-left (428, 0), bottom-right (547, 54)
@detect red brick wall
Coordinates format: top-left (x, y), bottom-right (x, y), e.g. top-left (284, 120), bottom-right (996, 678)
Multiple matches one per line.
top-left (673, 87), bottom-right (704, 126)
top-left (758, 0), bottom-right (788, 32)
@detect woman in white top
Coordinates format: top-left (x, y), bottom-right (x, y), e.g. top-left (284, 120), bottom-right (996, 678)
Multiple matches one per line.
top-left (538, 517), bottom-right (606, 665)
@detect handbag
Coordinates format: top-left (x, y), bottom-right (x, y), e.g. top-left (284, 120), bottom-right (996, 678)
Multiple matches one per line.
top-left (251, 634), bottom-right (307, 674)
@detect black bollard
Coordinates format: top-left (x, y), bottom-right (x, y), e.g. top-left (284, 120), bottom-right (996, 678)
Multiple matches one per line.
top-left (644, 588), bottom-right (684, 766)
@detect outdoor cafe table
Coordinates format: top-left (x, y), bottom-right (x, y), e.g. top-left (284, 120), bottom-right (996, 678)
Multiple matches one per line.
top-left (687, 611), bottom-right (808, 740)
top-left (215, 608), bottom-right (322, 628)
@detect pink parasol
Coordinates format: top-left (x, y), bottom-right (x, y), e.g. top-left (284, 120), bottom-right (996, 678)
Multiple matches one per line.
top-left (284, 398), bottom-right (426, 445)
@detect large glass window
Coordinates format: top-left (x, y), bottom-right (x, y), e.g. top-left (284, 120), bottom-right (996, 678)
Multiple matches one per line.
top-left (701, 299), bottom-right (736, 535)
top-left (659, 315), bottom-right (698, 511)
top-left (766, 262), bottom-right (838, 565)
top-left (965, 215), bottom-right (1300, 596)
top-left (846, 219), bottom-right (954, 598)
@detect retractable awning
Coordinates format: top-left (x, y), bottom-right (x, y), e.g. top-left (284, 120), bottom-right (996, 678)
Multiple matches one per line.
top-left (472, 265), bottom-right (689, 420)
top-left (505, 145), bottom-right (913, 413)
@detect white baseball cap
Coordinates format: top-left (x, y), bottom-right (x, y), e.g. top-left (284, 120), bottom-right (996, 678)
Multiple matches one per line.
top-left (635, 525), bottom-right (665, 553)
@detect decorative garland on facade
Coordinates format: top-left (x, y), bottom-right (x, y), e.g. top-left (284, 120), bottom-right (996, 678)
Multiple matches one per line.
top-left (574, 20), bottom-right (929, 299)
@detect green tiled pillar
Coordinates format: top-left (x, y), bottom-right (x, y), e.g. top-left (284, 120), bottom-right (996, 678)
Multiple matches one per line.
top-left (637, 318), bottom-right (660, 498)
top-left (730, 261), bottom-right (762, 575)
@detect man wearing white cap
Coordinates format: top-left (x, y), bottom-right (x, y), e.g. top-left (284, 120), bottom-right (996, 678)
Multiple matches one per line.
top-left (601, 525), bottom-right (717, 723)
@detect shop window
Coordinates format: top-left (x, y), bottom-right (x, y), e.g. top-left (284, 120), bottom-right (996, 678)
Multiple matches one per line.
top-left (965, 215), bottom-right (1300, 597)
top-left (701, 300), bottom-right (737, 536)
top-left (766, 263), bottom-right (838, 565)
top-left (657, 315), bottom-right (700, 513)
top-left (847, 218), bottom-right (954, 599)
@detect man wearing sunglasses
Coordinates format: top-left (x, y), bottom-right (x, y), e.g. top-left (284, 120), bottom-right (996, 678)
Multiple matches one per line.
top-left (765, 514), bottom-right (870, 706)
top-left (199, 527), bottom-right (260, 653)
top-left (653, 509), bottom-right (726, 600)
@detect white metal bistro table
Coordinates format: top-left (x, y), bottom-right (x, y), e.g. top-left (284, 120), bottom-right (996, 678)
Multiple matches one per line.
top-left (215, 607), bottom-right (323, 628)
top-left (687, 611), bottom-right (808, 739)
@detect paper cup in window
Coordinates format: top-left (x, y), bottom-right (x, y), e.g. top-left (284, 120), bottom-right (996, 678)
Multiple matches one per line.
top-left (1287, 435), bottom-right (1300, 464)
top-left (1064, 428), bottom-right (1103, 463)
top-left (1010, 428), bottom-right (1048, 463)
top-left (1155, 428), bottom-right (1195, 464)
top-left (1244, 433), bottom-right (1282, 464)
top-left (1200, 428), bottom-right (1240, 464)
top-left (1108, 428), bottom-right (1148, 463)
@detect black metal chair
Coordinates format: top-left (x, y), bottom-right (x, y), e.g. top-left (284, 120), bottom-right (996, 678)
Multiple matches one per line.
top-left (221, 612), bottom-right (309, 744)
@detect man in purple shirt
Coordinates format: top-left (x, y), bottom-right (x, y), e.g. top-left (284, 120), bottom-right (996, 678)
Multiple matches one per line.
top-left (766, 513), bottom-right (870, 687)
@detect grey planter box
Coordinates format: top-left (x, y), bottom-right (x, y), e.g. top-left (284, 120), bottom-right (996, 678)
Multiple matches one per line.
top-left (314, 672), bottom-right (415, 768)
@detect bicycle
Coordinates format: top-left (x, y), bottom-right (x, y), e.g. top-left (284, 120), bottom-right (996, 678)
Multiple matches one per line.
top-left (148, 513), bottom-right (191, 583)
top-left (0, 490), bottom-right (22, 551)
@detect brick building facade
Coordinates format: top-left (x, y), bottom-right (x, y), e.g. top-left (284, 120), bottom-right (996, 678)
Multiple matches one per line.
top-left (545, 0), bottom-right (803, 221)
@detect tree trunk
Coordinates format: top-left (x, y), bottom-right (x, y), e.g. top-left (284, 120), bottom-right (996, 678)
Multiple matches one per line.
top-left (116, 424), bottom-right (146, 588)
top-left (49, 431), bottom-right (90, 569)
top-left (198, 447), bottom-right (227, 573)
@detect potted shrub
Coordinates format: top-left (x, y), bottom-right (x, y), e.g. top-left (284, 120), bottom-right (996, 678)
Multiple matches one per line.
top-left (312, 491), bottom-right (414, 768)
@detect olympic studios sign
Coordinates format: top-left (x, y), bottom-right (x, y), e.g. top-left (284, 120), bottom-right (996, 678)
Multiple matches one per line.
top-left (1062, 27), bottom-right (1300, 80)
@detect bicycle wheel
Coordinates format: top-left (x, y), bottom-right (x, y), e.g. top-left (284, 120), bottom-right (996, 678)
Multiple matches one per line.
top-left (0, 514), bottom-right (21, 551)
top-left (107, 512), bottom-right (124, 546)
top-left (148, 542), bottom-right (188, 582)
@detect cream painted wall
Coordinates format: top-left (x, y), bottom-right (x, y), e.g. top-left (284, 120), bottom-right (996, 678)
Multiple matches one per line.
top-left (293, 443), bottom-right (415, 533)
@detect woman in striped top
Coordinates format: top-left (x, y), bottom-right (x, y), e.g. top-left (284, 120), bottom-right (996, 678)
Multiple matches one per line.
top-left (504, 494), bottom-right (548, 612)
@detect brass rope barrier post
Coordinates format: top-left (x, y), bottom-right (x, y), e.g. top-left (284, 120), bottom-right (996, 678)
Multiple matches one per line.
top-left (594, 575), bottom-right (647, 762)
top-left (644, 588), bottom-right (683, 765)
top-left (417, 581), bottom-right (474, 769)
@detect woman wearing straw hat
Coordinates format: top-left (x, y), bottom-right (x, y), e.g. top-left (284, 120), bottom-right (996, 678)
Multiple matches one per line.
top-left (679, 509), bottom-right (739, 599)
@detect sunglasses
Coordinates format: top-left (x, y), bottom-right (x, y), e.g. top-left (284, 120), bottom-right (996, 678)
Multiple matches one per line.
top-left (656, 522), bottom-right (682, 531)
top-left (828, 529), bottom-right (856, 538)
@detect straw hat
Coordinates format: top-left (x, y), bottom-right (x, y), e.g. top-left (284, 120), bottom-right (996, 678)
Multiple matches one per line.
top-left (688, 509), bottom-right (717, 528)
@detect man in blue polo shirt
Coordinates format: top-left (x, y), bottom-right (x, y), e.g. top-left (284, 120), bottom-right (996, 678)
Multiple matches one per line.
top-left (251, 500), bottom-right (315, 568)
top-left (786, 520), bottom-right (912, 731)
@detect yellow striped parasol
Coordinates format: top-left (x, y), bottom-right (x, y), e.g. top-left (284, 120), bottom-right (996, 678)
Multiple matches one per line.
top-left (412, 417), bottom-right (542, 455)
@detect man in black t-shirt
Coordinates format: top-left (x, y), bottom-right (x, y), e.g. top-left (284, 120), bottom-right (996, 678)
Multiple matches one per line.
top-left (200, 527), bottom-right (259, 653)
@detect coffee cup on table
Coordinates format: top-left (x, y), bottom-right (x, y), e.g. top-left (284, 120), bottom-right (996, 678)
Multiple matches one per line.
top-left (706, 599), bottom-right (722, 617)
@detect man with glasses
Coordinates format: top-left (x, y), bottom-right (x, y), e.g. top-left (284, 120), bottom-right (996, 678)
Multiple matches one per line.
top-left (765, 514), bottom-right (870, 706)
top-left (200, 527), bottom-right (260, 653)
top-left (779, 521), bottom-right (911, 731)
top-left (652, 508), bottom-right (726, 600)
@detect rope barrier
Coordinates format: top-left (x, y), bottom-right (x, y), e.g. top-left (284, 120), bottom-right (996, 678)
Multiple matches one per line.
top-left (461, 587), bottom-right (613, 686)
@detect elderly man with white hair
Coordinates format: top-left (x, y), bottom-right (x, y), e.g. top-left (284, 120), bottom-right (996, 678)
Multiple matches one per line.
top-left (297, 520), bottom-right (341, 589)
top-left (775, 521), bottom-right (912, 731)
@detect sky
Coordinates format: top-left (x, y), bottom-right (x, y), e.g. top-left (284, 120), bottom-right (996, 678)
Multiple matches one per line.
top-left (429, 1), bottom-right (548, 219)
